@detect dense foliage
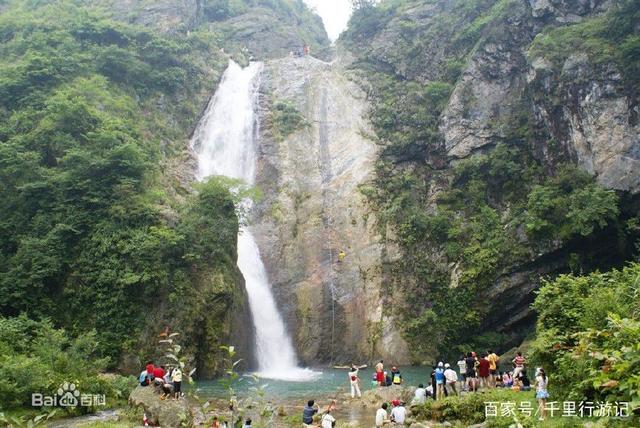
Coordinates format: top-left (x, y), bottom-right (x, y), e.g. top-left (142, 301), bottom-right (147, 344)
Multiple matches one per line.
top-left (343, 0), bottom-right (640, 361)
top-left (414, 389), bottom-right (543, 427)
top-left (411, 265), bottom-right (640, 425)
top-left (530, 263), bottom-right (640, 407)
top-left (0, 0), bottom-right (256, 385)
top-left (0, 315), bottom-right (136, 411)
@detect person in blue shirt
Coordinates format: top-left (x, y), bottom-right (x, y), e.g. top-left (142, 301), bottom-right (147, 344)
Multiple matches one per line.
top-left (302, 400), bottom-right (318, 426)
top-left (435, 362), bottom-right (446, 400)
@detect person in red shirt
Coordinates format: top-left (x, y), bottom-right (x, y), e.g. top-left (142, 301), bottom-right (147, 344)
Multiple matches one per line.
top-left (145, 361), bottom-right (155, 381)
top-left (477, 353), bottom-right (491, 389)
top-left (512, 351), bottom-right (527, 380)
top-left (153, 365), bottom-right (165, 384)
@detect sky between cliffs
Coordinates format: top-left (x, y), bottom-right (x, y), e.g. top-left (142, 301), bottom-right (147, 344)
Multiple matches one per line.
top-left (303, 0), bottom-right (353, 41)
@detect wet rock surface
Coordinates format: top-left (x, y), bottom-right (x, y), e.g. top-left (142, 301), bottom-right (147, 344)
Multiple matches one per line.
top-left (252, 54), bottom-right (410, 365)
top-left (340, 0), bottom-right (640, 349)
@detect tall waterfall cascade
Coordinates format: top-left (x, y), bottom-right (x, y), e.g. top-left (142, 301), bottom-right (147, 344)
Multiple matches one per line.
top-left (191, 60), bottom-right (317, 381)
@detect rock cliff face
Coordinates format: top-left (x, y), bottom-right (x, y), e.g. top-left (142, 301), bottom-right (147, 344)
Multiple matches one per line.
top-left (437, 0), bottom-right (639, 192)
top-left (528, 55), bottom-right (640, 193)
top-left (340, 0), bottom-right (639, 356)
top-left (439, 0), bottom-right (639, 342)
top-left (251, 55), bottom-right (411, 365)
top-left (98, 0), bottom-right (329, 59)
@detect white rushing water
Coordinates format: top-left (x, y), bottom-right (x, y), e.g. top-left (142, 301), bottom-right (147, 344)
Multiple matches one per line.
top-left (192, 60), bottom-right (317, 381)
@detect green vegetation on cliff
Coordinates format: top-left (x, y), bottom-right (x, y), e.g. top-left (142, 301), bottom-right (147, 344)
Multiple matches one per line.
top-left (344, 0), bottom-right (640, 360)
top-left (0, 1), bottom-right (248, 378)
top-left (0, 0), bottom-right (329, 391)
top-left (529, 0), bottom-right (640, 91)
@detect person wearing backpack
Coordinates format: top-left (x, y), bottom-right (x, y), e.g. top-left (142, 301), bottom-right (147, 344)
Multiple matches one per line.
top-left (139, 369), bottom-right (149, 386)
top-left (390, 366), bottom-right (403, 385)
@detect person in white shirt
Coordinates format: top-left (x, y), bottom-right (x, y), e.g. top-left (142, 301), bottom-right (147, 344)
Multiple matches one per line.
top-left (425, 384), bottom-right (434, 398)
top-left (171, 367), bottom-right (182, 399)
top-left (457, 355), bottom-right (467, 391)
top-left (412, 383), bottom-right (427, 405)
top-left (348, 364), bottom-right (362, 398)
top-left (320, 409), bottom-right (336, 428)
top-left (444, 363), bottom-right (459, 395)
top-left (535, 368), bottom-right (550, 421)
top-left (375, 403), bottom-right (390, 427)
top-left (390, 400), bottom-right (406, 424)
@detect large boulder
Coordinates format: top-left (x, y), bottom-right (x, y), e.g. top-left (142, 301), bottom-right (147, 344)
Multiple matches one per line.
top-left (129, 385), bottom-right (192, 427)
top-left (361, 385), bottom-right (416, 408)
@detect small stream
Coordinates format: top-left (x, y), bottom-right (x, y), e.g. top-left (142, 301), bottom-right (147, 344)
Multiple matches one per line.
top-left (47, 410), bottom-right (119, 427)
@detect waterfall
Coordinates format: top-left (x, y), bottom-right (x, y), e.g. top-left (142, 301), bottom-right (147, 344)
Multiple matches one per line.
top-left (191, 60), bottom-right (317, 381)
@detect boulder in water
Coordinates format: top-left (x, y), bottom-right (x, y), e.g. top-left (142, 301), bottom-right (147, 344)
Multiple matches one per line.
top-left (128, 385), bottom-right (192, 427)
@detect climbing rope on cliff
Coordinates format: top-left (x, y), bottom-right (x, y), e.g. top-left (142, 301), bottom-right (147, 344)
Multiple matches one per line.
top-left (328, 245), bottom-right (336, 366)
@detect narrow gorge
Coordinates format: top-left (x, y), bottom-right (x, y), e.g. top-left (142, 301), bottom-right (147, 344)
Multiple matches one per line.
top-left (1, 0), bottom-right (639, 423)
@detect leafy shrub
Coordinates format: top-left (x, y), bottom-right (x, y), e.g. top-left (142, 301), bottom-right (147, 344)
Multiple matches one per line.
top-left (267, 100), bottom-right (307, 142)
top-left (0, 316), bottom-right (113, 410)
top-left (525, 166), bottom-right (619, 241)
top-left (0, 0), bottom-right (239, 370)
top-left (530, 263), bottom-right (640, 407)
top-left (413, 389), bottom-right (539, 427)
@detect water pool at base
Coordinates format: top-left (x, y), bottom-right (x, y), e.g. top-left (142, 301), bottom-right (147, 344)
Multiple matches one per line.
top-left (193, 366), bottom-right (434, 400)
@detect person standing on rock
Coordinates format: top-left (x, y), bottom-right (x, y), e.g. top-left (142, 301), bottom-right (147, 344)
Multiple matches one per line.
top-left (444, 363), bottom-right (458, 395)
top-left (512, 351), bottom-right (527, 380)
top-left (535, 368), bottom-right (549, 421)
top-left (465, 352), bottom-right (477, 392)
top-left (390, 366), bottom-right (403, 385)
top-left (348, 365), bottom-right (362, 398)
top-left (478, 353), bottom-right (491, 389)
top-left (171, 366), bottom-right (182, 399)
top-left (457, 355), bottom-right (467, 392)
top-left (435, 362), bottom-right (446, 400)
top-left (375, 360), bottom-right (385, 387)
top-left (487, 350), bottom-right (499, 388)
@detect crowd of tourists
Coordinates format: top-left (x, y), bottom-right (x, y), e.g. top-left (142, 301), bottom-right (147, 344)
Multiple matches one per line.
top-left (139, 350), bottom-right (550, 425)
top-left (302, 350), bottom-right (550, 426)
top-left (138, 360), bottom-right (184, 400)
top-left (419, 351), bottom-right (547, 399)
